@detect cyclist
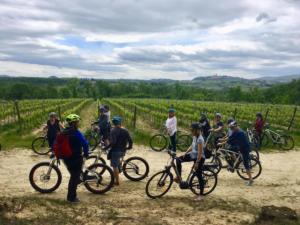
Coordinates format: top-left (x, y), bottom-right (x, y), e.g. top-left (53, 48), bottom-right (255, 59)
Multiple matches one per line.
top-left (43, 112), bottom-right (64, 151)
top-left (219, 118), bottom-right (235, 143)
top-left (175, 123), bottom-right (205, 202)
top-left (218, 121), bottom-right (253, 186)
top-left (254, 112), bottom-right (264, 145)
top-left (209, 113), bottom-right (225, 146)
top-left (105, 116), bottom-right (133, 186)
top-left (103, 105), bottom-right (111, 122)
top-left (63, 114), bottom-right (89, 203)
top-left (98, 106), bottom-right (110, 147)
top-left (166, 108), bottom-right (177, 152)
top-left (199, 113), bottom-right (211, 141)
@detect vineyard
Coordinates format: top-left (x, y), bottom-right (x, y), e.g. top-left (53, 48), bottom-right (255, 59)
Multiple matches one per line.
top-left (102, 98), bottom-right (300, 138)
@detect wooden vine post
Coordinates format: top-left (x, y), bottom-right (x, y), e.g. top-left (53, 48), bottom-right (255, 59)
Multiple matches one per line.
top-left (288, 107), bottom-right (297, 131)
top-left (14, 100), bottom-right (22, 130)
top-left (133, 105), bottom-right (137, 129)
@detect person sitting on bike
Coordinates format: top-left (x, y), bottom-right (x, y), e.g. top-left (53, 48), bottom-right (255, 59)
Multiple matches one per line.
top-left (105, 116), bottom-right (133, 186)
top-left (209, 113), bottom-right (225, 146)
top-left (219, 118), bottom-right (235, 143)
top-left (43, 112), bottom-right (64, 151)
top-left (98, 106), bottom-right (110, 147)
top-left (63, 114), bottom-right (89, 203)
top-left (218, 121), bottom-right (253, 186)
top-left (254, 112), bottom-right (264, 145)
top-left (166, 108), bottom-right (177, 152)
top-left (175, 123), bottom-right (205, 202)
top-left (199, 113), bottom-right (211, 141)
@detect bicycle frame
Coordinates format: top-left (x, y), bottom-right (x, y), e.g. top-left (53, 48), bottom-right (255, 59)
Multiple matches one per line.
top-left (264, 129), bottom-right (283, 144)
top-left (217, 148), bottom-right (242, 170)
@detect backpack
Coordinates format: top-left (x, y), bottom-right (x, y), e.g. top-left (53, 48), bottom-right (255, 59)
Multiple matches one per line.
top-left (53, 133), bottom-right (73, 159)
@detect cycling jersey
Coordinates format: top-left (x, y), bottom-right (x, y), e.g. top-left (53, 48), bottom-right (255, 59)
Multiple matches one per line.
top-left (191, 135), bottom-right (205, 159)
top-left (166, 116), bottom-right (177, 136)
top-left (228, 129), bottom-right (250, 153)
top-left (108, 127), bottom-right (133, 152)
top-left (255, 119), bottom-right (264, 135)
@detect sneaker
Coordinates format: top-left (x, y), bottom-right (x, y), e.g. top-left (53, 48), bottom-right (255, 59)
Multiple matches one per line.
top-left (245, 180), bottom-right (254, 186)
top-left (194, 195), bottom-right (205, 202)
top-left (67, 198), bottom-right (80, 203)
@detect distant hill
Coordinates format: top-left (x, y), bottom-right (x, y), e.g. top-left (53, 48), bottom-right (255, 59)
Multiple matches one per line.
top-left (0, 74), bottom-right (299, 90)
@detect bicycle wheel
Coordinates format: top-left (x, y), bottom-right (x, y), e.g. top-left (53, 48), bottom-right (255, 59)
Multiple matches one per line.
top-left (32, 137), bottom-right (51, 155)
top-left (236, 157), bottom-right (262, 180)
top-left (149, 134), bottom-right (168, 152)
top-left (29, 162), bottom-right (62, 193)
top-left (123, 157), bottom-right (149, 181)
top-left (85, 134), bottom-right (98, 151)
top-left (189, 168), bottom-right (218, 196)
top-left (208, 156), bottom-right (222, 174)
top-left (85, 155), bottom-right (106, 168)
top-left (145, 170), bottom-right (173, 199)
top-left (83, 163), bottom-right (114, 194)
top-left (177, 134), bottom-right (192, 152)
top-left (260, 133), bottom-right (269, 147)
top-left (279, 135), bottom-right (294, 150)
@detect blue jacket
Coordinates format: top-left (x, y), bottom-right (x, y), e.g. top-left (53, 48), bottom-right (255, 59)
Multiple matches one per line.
top-left (228, 129), bottom-right (250, 153)
top-left (63, 127), bottom-right (89, 158)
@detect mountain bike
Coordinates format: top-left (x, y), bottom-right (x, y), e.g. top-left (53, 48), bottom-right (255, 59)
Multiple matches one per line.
top-left (145, 151), bottom-right (218, 199)
top-left (29, 157), bottom-right (114, 194)
top-left (213, 147), bottom-right (262, 180)
top-left (261, 124), bottom-right (294, 150)
top-left (31, 135), bottom-right (51, 155)
top-left (86, 147), bottom-right (149, 181)
top-left (149, 126), bottom-right (192, 152)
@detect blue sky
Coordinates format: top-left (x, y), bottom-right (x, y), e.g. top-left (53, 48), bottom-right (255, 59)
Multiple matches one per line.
top-left (0, 0), bottom-right (300, 79)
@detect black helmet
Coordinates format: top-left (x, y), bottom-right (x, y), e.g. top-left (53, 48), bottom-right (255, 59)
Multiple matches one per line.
top-left (227, 118), bottom-right (234, 125)
top-left (256, 112), bottom-right (263, 118)
top-left (191, 123), bottom-right (201, 130)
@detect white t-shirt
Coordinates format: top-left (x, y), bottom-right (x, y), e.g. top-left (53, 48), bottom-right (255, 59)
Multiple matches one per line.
top-left (190, 135), bottom-right (205, 159)
top-left (104, 111), bottom-right (111, 122)
top-left (165, 116), bottom-right (177, 136)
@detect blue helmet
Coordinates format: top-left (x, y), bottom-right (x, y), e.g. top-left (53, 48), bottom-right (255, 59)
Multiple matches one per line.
top-left (112, 116), bottom-right (122, 125)
top-left (169, 108), bottom-right (176, 113)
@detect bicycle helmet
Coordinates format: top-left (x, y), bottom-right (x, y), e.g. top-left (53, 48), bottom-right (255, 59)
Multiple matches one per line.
top-left (49, 112), bottom-right (57, 117)
top-left (112, 116), bottom-right (122, 125)
top-left (227, 118), bottom-right (234, 125)
top-left (191, 122), bottom-right (201, 130)
top-left (99, 106), bottom-right (105, 112)
top-left (229, 121), bottom-right (238, 128)
top-left (256, 112), bottom-right (263, 118)
top-left (66, 114), bottom-right (81, 123)
top-left (169, 108), bottom-right (176, 113)
top-left (215, 113), bottom-right (222, 118)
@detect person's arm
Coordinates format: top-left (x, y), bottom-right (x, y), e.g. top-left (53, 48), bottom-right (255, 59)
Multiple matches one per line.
top-left (127, 132), bottom-right (133, 150)
top-left (185, 145), bottom-right (192, 154)
top-left (75, 131), bottom-right (89, 157)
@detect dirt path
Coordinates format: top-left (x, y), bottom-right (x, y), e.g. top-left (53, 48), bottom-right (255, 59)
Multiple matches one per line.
top-left (0, 147), bottom-right (299, 225)
top-left (78, 100), bottom-right (97, 132)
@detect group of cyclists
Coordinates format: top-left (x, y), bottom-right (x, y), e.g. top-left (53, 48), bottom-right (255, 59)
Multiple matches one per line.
top-left (42, 105), bottom-right (264, 203)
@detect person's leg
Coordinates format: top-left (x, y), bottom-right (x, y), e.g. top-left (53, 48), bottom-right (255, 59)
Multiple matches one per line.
top-left (195, 158), bottom-right (205, 201)
top-left (170, 132), bottom-right (177, 152)
top-left (65, 158), bottom-right (83, 202)
top-left (111, 152), bottom-right (121, 185)
top-left (175, 154), bottom-right (193, 181)
top-left (241, 151), bottom-right (253, 185)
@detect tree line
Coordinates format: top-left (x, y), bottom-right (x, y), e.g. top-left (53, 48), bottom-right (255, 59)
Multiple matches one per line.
top-left (0, 77), bottom-right (299, 105)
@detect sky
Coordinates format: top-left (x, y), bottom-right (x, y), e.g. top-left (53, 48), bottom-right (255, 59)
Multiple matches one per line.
top-left (0, 0), bottom-right (300, 80)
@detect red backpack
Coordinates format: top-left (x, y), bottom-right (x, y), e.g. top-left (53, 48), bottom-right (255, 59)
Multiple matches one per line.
top-left (53, 133), bottom-right (73, 159)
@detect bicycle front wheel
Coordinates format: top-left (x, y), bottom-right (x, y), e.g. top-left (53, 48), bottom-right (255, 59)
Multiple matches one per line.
top-left (32, 137), bottom-right (51, 155)
top-left (260, 133), bottom-right (269, 147)
top-left (177, 134), bottom-right (192, 152)
top-left (83, 163), bottom-right (114, 194)
top-left (189, 168), bottom-right (218, 196)
top-left (149, 134), bottom-right (168, 152)
top-left (29, 162), bottom-right (62, 193)
top-left (123, 157), bottom-right (149, 181)
top-left (145, 170), bottom-right (173, 199)
top-left (236, 157), bottom-right (262, 180)
top-left (279, 135), bottom-right (294, 150)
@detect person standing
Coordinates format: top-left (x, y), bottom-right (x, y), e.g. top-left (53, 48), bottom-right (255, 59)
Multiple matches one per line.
top-left (106, 116), bottom-right (133, 186)
top-left (254, 112), bottom-right (264, 146)
top-left (98, 106), bottom-right (110, 147)
top-left (62, 114), bottom-right (89, 203)
top-left (199, 113), bottom-right (211, 141)
top-left (166, 108), bottom-right (177, 152)
top-left (44, 112), bottom-right (64, 151)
